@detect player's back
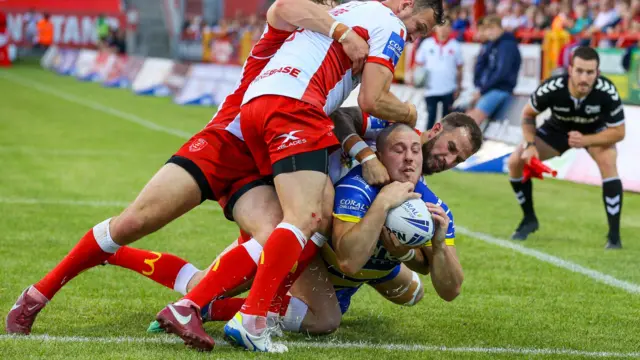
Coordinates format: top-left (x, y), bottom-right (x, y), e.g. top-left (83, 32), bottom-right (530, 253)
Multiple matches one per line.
top-left (243, 1), bottom-right (407, 115)
top-left (205, 24), bottom-right (292, 132)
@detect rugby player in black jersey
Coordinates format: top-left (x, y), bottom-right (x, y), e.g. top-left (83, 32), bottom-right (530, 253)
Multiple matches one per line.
top-left (506, 46), bottom-right (625, 248)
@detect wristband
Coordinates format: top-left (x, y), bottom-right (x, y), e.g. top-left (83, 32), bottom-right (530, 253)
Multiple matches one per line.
top-left (341, 133), bottom-right (358, 149)
top-left (348, 141), bottom-right (368, 158)
top-left (360, 154), bottom-right (377, 164)
top-left (332, 23), bottom-right (349, 42)
top-left (329, 21), bottom-right (341, 39)
top-left (397, 249), bottom-right (416, 262)
top-left (338, 28), bottom-right (352, 43)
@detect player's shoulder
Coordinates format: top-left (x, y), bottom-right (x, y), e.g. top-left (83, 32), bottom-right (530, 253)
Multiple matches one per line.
top-left (593, 75), bottom-right (621, 101)
top-left (535, 74), bottom-right (567, 97)
top-left (415, 181), bottom-right (452, 214)
top-left (335, 166), bottom-right (379, 199)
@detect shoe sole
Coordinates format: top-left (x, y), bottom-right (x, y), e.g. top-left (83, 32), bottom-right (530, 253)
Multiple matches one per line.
top-left (511, 226), bottom-right (539, 241)
top-left (156, 316), bottom-right (215, 352)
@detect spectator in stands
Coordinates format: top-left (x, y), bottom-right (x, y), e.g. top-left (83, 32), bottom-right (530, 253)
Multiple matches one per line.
top-left (534, 8), bottom-right (551, 30)
top-left (452, 7), bottom-right (471, 39)
top-left (587, 0), bottom-right (619, 34)
top-left (569, 3), bottom-right (592, 34)
top-left (97, 14), bottom-right (110, 47)
top-left (414, 18), bottom-right (464, 130)
top-left (524, 5), bottom-right (539, 30)
top-left (467, 15), bottom-right (521, 126)
top-left (36, 13), bottom-right (53, 49)
top-left (502, 1), bottom-right (528, 32)
top-left (107, 28), bottom-right (126, 55)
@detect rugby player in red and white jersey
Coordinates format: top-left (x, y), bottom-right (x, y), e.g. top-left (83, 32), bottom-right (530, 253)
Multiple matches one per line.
top-left (153, 0), bottom-right (446, 352)
top-left (5, 0), bottom-right (369, 343)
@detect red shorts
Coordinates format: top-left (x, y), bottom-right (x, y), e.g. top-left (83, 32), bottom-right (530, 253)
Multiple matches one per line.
top-left (240, 95), bottom-right (339, 176)
top-left (171, 127), bottom-right (266, 219)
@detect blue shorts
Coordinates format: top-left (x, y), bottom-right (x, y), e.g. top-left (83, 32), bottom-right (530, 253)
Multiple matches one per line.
top-left (335, 264), bottom-right (402, 314)
top-left (476, 89), bottom-right (512, 118)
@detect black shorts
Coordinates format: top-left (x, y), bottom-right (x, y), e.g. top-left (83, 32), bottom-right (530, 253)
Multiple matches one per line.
top-left (536, 122), bottom-right (606, 154)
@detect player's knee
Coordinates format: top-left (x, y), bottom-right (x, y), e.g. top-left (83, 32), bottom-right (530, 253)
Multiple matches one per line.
top-left (283, 206), bottom-right (324, 236)
top-left (109, 211), bottom-right (149, 244)
top-left (306, 310), bottom-right (341, 335)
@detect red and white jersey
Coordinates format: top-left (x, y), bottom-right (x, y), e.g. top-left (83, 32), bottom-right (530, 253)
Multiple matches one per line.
top-left (204, 24), bottom-right (292, 136)
top-left (242, 1), bottom-right (407, 115)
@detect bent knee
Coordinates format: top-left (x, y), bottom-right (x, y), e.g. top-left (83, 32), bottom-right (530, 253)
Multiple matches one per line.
top-left (304, 312), bottom-right (341, 335)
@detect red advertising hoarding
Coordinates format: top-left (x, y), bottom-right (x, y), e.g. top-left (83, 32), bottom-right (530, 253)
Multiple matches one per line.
top-left (0, 0), bottom-right (125, 47)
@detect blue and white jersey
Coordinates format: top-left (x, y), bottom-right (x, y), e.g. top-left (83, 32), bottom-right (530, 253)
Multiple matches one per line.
top-left (328, 112), bottom-right (424, 184)
top-left (323, 165), bottom-right (455, 289)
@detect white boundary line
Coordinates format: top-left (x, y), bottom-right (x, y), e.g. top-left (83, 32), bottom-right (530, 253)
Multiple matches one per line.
top-left (0, 72), bottom-right (192, 139)
top-left (0, 334), bottom-right (638, 358)
top-left (457, 227), bottom-right (640, 294)
top-left (2, 71), bottom-right (639, 295)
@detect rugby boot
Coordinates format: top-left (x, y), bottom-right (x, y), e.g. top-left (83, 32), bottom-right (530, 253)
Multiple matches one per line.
top-left (605, 233), bottom-right (622, 250)
top-left (156, 302), bottom-right (215, 351)
top-left (511, 216), bottom-right (539, 241)
top-left (5, 286), bottom-right (48, 335)
top-left (223, 312), bottom-right (288, 352)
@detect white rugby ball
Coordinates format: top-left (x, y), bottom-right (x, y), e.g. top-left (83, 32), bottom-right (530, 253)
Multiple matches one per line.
top-left (385, 198), bottom-right (435, 246)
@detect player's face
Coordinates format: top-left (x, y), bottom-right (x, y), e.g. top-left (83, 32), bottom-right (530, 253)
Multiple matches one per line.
top-left (402, 8), bottom-right (437, 42)
top-left (378, 130), bottom-right (423, 184)
top-left (422, 127), bottom-right (474, 174)
top-left (569, 58), bottom-right (599, 96)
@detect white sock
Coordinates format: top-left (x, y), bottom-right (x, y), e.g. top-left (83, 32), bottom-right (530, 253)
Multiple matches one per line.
top-left (241, 313), bottom-right (268, 336)
top-left (281, 297), bottom-right (308, 332)
top-left (173, 263), bottom-right (200, 295)
top-left (241, 239), bottom-right (263, 264)
top-left (93, 218), bottom-right (120, 253)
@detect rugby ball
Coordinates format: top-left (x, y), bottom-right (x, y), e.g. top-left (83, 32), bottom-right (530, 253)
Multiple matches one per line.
top-left (385, 198), bottom-right (435, 246)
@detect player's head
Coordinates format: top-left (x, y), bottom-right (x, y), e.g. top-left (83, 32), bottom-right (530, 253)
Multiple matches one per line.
top-left (387, 0), bottom-right (445, 41)
top-left (482, 15), bottom-right (503, 41)
top-left (569, 46), bottom-right (600, 97)
top-left (376, 123), bottom-right (423, 184)
top-left (421, 112), bottom-right (483, 175)
top-left (435, 17), bottom-right (452, 41)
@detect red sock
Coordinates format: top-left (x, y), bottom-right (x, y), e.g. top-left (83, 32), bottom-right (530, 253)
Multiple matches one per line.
top-left (107, 246), bottom-right (189, 291)
top-left (269, 240), bottom-right (319, 315)
top-left (34, 227), bottom-right (115, 300)
top-left (242, 225), bottom-right (305, 316)
top-left (183, 245), bottom-right (258, 308)
top-left (207, 298), bottom-right (246, 321)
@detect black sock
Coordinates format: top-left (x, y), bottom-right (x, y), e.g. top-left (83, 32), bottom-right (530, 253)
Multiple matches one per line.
top-left (510, 178), bottom-right (535, 219)
top-left (603, 178), bottom-right (623, 239)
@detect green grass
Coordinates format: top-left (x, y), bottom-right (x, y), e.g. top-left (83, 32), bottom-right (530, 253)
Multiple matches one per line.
top-left (1, 64), bottom-right (639, 359)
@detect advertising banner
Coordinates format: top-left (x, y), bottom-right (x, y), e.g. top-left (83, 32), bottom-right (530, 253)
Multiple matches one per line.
top-left (73, 49), bottom-right (98, 81)
top-left (131, 58), bottom-right (175, 96)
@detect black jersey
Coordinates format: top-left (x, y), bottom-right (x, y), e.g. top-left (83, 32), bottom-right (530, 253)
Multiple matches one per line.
top-left (529, 74), bottom-right (625, 134)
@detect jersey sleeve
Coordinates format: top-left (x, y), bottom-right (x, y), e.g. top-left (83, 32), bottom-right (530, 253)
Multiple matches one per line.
top-left (333, 172), bottom-right (376, 223)
top-left (599, 79), bottom-right (625, 127)
top-left (415, 182), bottom-right (456, 247)
top-left (361, 6), bottom-right (407, 74)
top-left (362, 113), bottom-right (391, 140)
top-left (529, 76), bottom-right (563, 113)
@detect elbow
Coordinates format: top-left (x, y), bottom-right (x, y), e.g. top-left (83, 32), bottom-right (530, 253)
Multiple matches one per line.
top-left (438, 285), bottom-right (461, 302)
top-left (337, 259), bottom-right (361, 276)
top-left (273, 0), bottom-right (293, 18)
top-left (357, 92), bottom-right (377, 115)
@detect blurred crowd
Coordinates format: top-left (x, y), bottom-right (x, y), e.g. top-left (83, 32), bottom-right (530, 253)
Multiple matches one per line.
top-left (450, 0), bottom-right (639, 46)
top-left (180, 11), bottom-right (267, 45)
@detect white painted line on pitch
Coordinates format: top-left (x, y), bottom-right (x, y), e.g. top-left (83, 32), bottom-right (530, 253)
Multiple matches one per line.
top-left (457, 226), bottom-right (640, 294)
top-left (0, 335), bottom-right (638, 358)
top-left (0, 72), bottom-right (192, 139)
top-left (0, 197), bottom-right (220, 211)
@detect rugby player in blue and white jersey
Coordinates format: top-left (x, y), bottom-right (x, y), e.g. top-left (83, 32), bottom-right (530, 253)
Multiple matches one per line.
top-left (283, 121), bottom-right (463, 334)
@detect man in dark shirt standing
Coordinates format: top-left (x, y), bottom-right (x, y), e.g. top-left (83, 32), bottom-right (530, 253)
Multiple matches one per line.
top-left (506, 46), bottom-right (626, 249)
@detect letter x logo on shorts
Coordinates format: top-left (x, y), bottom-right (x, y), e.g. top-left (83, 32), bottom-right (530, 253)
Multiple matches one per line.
top-left (276, 130), bottom-right (303, 144)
